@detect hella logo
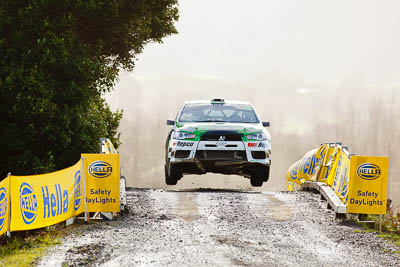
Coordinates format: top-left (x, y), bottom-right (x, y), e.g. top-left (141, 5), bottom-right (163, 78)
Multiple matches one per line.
top-left (89, 161), bottom-right (113, 178)
top-left (289, 165), bottom-right (298, 180)
top-left (20, 183), bottom-right (38, 225)
top-left (74, 170), bottom-right (82, 211)
top-left (0, 187), bottom-right (7, 231)
top-left (357, 163), bottom-right (381, 180)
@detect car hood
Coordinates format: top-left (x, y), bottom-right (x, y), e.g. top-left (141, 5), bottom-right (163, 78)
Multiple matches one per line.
top-left (176, 122), bottom-right (265, 136)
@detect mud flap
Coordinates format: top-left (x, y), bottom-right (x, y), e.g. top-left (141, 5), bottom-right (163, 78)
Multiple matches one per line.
top-left (194, 159), bottom-right (207, 173)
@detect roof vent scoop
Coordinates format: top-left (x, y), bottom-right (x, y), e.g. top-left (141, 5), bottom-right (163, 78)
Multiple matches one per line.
top-left (211, 98), bottom-right (225, 103)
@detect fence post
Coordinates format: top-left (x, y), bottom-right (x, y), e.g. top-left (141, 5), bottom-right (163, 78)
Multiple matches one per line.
top-left (7, 172), bottom-right (11, 238)
top-left (81, 157), bottom-right (88, 223)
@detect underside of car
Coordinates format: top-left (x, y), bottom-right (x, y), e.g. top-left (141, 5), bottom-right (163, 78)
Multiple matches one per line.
top-left (165, 159), bottom-right (270, 187)
top-left (173, 159), bottom-right (269, 179)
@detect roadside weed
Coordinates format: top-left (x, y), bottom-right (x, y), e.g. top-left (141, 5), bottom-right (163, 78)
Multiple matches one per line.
top-left (0, 226), bottom-right (64, 266)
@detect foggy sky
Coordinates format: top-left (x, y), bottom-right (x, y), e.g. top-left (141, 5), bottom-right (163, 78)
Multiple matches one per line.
top-left (130, 0), bottom-right (400, 83)
top-left (107, 1), bottom-right (400, 203)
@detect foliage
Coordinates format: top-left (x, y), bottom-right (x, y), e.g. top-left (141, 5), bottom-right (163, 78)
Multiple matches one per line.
top-left (382, 210), bottom-right (400, 235)
top-left (0, 0), bottom-right (178, 176)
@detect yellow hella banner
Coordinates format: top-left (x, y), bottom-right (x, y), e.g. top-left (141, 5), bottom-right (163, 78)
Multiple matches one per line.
top-left (10, 160), bottom-right (84, 231)
top-left (330, 150), bottom-right (351, 204)
top-left (318, 145), bottom-right (338, 185)
top-left (83, 154), bottom-right (120, 212)
top-left (286, 145), bottom-right (326, 190)
top-left (0, 177), bottom-right (10, 236)
top-left (347, 156), bottom-right (389, 214)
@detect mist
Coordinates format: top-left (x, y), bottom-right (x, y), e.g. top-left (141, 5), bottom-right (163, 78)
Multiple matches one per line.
top-left (106, 1), bottom-right (400, 209)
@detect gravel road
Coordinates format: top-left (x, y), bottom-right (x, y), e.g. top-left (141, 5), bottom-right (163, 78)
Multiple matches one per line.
top-left (39, 189), bottom-right (400, 266)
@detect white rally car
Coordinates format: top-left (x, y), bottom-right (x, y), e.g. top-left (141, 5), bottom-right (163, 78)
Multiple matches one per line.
top-left (165, 99), bottom-right (271, 186)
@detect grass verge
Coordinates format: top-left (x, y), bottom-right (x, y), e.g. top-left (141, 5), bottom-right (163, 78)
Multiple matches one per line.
top-left (355, 211), bottom-right (400, 253)
top-left (0, 224), bottom-right (66, 266)
top-left (377, 233), bottom-right (400, 246)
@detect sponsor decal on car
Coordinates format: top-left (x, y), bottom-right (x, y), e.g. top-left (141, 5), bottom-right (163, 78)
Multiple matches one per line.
top-left (250, 159), bottom-right (267, 163)
top-left (248, 143), bottom-right (257, 147)
top-left (258, 142), bottom-right (266, 148)
top-left (217, 141), bottom-right (227, 147)
top-left (177, 141), bottom-right (194, 148)
top-left (245, 128), bottom-right (261, 134)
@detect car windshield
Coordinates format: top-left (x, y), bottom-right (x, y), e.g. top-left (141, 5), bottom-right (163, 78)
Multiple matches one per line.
top-left (179, 103), bottom-right (259, 123)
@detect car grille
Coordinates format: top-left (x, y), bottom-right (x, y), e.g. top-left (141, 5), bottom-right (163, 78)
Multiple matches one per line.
top-left (195, 150), bottom-right (247, 161)
top-left (201, 135), bottom-right (242, 141)
top-left (200, 130), bottom-right (243, 141)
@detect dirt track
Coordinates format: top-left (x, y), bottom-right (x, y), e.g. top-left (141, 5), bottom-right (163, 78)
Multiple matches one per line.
top-left (40, 189), bottom-right (400, 266)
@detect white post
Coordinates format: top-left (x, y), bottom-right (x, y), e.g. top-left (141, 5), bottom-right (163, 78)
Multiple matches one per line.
top-left (7, 172), bottom-right (11, 238)
top-left (81, 157), bottom-right (88, 223)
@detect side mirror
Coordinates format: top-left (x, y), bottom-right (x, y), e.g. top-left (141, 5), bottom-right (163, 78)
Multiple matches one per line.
top-left (262, 121), bottom-right (270, 127)
top-left (167, 120), bottom-right (175, 126)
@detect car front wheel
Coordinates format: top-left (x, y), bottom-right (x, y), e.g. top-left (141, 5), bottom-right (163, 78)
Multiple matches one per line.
top-left (250, 176), bottom-right (263, 187)
top-left (250, 166), bottom-right (269, 187)
top-left (165, 164), bottom-right (181, 185)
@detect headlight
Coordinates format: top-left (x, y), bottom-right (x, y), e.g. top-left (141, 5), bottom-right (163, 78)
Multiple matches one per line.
top-left (246, 132), bottom-right (267, 141)
top-left (174, 131), bottom-right (196, 140)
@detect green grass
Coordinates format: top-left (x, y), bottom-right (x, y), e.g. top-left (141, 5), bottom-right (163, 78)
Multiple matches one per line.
top-left (377, 227), bottom-right (400, 244)
top-left (0, 225), bottom-right (64, 266)
top-left (378, 232), bottom-right (400, 254)
top-left (364, 227), bottom-right (378, 233)
top-left (351, 211), bottom-right (400, 250)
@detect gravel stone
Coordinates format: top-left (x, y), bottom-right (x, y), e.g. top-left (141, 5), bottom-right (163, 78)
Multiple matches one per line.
top-left (39, 189), bottom-right (400, 266)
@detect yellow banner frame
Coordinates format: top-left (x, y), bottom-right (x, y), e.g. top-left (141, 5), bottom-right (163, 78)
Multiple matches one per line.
top-left (0, 176), bottom-right (10, 236)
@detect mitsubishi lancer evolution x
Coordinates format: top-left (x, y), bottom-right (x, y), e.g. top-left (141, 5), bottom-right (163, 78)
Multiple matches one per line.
top-left (165, 99), bottom-right (271, 186)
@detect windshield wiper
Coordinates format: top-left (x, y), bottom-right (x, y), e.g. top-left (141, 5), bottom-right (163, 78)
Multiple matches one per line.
top-left (193, 120), bottom-right (228, 122)
top-left (229, 121), bottom-right (258, 123)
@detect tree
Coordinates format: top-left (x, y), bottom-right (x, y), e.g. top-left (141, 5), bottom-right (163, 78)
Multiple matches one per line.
top-left (0, 0), bottom-right (179, 176)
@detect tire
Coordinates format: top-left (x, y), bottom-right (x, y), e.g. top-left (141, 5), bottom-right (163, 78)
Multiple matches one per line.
top-left (250, 176), bottom-right (263, 187)
top-left (250, 166), bottom-right (270, 187)
top-left (262, 166), bottom-right (270, 182)
top-left (165, 164), bottom-right (180, 185)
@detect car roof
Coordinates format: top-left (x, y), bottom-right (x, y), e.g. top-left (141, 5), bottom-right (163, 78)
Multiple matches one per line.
top-left (184, 99), bottom-right (252, 105)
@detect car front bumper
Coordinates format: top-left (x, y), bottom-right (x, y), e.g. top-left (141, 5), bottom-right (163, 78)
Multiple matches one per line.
top-left (168, 140), bottom-right (271, 175)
